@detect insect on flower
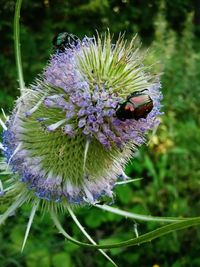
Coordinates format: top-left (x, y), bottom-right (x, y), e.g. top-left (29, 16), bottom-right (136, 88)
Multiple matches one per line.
top-left (115, 90), bottom-right (153, 121)
top-left (52, 32), bottom-right (80, 52)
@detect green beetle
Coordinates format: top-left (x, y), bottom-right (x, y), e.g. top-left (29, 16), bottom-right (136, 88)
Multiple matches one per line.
top-left (53, 32), bottom-right (79, 52)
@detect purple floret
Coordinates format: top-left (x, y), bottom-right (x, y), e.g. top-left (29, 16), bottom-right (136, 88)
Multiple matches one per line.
top-left (42, 38), bottom-right (162, 148)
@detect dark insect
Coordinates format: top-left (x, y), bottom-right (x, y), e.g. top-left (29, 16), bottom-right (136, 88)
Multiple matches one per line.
top-left (116, 90), bottom-right (153, 121)
top-left (53, 32), bottom-right (79, 52)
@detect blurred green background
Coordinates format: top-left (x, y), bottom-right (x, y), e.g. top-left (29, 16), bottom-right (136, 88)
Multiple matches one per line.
top-left (0, 0), bottom-right (200, 266)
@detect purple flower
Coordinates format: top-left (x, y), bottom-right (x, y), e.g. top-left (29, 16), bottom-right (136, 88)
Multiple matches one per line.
top-left (1, 33), bottom-right (162, 206)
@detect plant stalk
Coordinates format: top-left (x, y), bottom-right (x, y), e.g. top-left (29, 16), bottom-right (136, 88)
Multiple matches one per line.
top-left (14, 0), bottom-right (25, 95)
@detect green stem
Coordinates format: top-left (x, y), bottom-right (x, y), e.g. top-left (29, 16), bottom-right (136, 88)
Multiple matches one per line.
top-left (52, 212), bottom-right (200, 249)
top-left (14, 0), bottom-right (25, 95)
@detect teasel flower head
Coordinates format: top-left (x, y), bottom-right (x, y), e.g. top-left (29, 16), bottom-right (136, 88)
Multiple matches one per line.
top-left (0, 32), bottom-right (162, 263)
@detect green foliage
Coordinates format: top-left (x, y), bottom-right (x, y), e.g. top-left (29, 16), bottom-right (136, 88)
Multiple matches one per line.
top-left (1, 1), bottom-right (200, 266)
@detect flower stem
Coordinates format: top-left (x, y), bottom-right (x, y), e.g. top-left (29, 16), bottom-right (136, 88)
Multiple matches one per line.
top-left (51, 212), bottom-right (200, 249)
top-left (14, 0), bottom-right (25, 95)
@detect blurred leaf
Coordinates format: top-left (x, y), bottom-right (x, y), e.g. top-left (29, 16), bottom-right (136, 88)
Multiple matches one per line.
top-left (116, 185), bottom-right (133, 204)
top-left (26, 249), bottom-right (50, 267)
top-left (52, 252), bottom-right (73, 267)
top-left (84, 209), bottom-right (105, 228)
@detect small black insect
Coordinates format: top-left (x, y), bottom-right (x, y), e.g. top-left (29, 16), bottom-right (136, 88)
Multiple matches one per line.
top-left (52, 32), bottom-right (79, 52)
top-left (116, 90), bottom-right (153, 121)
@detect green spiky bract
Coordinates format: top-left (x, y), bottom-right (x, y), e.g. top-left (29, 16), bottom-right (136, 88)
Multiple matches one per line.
top-left (78, 32), bottom-right (152, 97)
